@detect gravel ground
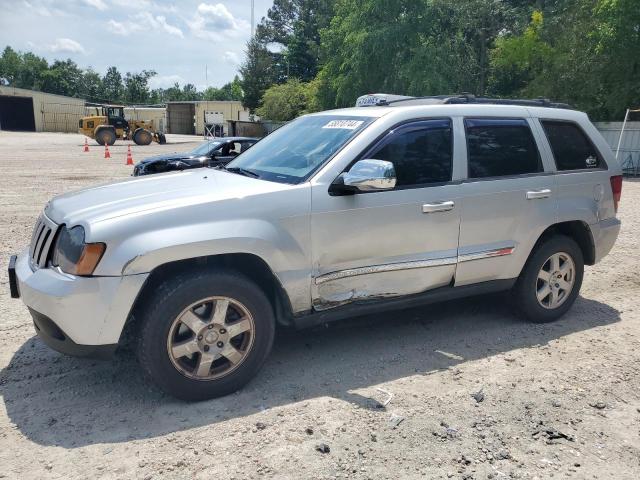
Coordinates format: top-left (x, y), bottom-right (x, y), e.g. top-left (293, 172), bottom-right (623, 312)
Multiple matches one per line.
top-left (0, 131), bottom-right (639, 480)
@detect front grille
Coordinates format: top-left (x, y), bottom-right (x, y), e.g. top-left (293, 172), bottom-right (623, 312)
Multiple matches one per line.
top-left (29, 214), bottom-right (58, 270)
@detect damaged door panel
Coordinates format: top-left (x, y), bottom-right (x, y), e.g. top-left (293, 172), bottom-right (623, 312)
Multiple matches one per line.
top-left (311, 119), bottom-right (461, 311)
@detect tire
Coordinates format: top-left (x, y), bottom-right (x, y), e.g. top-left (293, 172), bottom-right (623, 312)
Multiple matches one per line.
top-left (136, 269), bottom-right (275, 401)
top-left (158, 133), bottom-right (167, 145)
top-left (95, 127), bottom-right (116, 146)
top-left (513, 235), bottom-right (584, 323)
top-left (133, 128), bottom-right (153, 146)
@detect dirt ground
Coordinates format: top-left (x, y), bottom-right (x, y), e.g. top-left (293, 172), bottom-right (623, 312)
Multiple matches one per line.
top-left (0, 131), bottom-right (639, 480)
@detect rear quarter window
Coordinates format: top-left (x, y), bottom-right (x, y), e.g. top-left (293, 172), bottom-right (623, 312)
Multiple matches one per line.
top-left (541, 120), bottom-right (604, 171)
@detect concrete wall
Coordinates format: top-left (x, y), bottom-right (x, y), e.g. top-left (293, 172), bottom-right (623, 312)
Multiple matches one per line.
top-left (0, 86), bottom-right (85, 133)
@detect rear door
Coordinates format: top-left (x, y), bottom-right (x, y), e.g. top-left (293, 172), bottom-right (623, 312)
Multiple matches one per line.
top-left (538, 119), bottom-right (614, 225)
top-left (455, 117), bottom-right (557, 286)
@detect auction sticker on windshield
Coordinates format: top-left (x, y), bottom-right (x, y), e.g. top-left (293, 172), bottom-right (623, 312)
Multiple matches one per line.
top-left (322, 119), bottom-right (364, 129)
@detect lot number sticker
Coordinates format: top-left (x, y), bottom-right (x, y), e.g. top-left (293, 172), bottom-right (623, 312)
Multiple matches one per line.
top-left (322, 120), bottom-right (364, 130)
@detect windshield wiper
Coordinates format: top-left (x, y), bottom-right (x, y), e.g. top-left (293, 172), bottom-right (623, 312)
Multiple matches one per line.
top-left (223, 166), bottom-right (260, 178)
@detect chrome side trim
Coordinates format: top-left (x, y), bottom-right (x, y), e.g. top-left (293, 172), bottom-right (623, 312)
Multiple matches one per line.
top-left (458, 247), bottom-right (515, 263)
top-left (315, 257), bottom-right (457, 285)
top-left (315, 247), bottom-right (515, 285)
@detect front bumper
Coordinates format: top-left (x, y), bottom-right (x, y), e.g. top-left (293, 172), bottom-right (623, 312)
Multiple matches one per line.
top-left (11, 249), bottom-right (149, 353)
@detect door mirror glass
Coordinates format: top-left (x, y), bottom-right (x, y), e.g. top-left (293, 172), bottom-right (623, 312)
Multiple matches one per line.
top-left (340, 159), bottom-right (396, 192)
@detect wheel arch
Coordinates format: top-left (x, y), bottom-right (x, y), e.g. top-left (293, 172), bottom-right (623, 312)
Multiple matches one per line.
top-left (122, 253), bottom-right (295, 345)
top-left (530, 220), bottom-right (595, 266)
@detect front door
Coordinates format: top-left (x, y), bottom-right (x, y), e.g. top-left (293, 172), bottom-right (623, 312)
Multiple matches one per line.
top-left (311, 119), bottom-right (462, 310)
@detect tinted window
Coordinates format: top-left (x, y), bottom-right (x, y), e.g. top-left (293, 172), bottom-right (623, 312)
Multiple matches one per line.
top-left (465, 118), bottom-right (542, 178)
top-left (367, 119), bottom-right (453, 187)
top-left (541, 120), bottom-right (603, 170)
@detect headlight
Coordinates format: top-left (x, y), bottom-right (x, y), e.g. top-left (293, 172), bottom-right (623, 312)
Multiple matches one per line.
top-left (52, 226), bottom-right (105, 276)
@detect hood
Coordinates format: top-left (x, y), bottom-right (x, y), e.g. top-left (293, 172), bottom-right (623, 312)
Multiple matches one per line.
top-left (45, 169), bottom-right (293, 227)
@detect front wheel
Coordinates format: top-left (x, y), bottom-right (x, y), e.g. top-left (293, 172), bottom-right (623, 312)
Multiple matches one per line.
top-left (133, 128), bottom-right (153, 146)
top-left (513, 235), bottom-right (584, 323)
top-left (136, 270), bottom-right (275, 401)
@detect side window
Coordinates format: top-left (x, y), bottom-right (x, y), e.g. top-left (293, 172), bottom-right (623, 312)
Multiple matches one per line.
top-left (541, 120), bottom-right (603, 170)
top-left (465, 118), bottom-right (542, 179)
top-left (367, 119), bottom-right (453, 187)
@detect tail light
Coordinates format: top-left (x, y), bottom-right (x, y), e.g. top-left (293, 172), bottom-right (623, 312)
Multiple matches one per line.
top-left (610, 175), bottom-right (622, 213)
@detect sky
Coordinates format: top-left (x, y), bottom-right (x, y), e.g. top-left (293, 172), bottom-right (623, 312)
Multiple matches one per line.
top-left (0, 0), bottom-right (274, 89)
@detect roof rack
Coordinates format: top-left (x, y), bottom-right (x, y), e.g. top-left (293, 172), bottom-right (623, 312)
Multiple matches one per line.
top-left (354, 93), bottom-right (572, 109)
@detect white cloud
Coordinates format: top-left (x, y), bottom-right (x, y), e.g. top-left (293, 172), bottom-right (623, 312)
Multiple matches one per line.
top-left (106, 19), bottom-right (130, 35)
top-left (22, 0), bottom-right (68, 16)
top-left (189, 3), bottom-right (248, 40)
top-left (48, 38), bottom-right (86, 54)
top-left (83, 0), bottom-right (107, 10)
top-left (223, 51), bottom-right (241, 65)
top-left (106, 12), bottom-right (183, 38)
top-left (149, 74), bottom-right (186, 89)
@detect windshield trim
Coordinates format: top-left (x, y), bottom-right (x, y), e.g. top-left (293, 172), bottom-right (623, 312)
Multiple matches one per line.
top-left (226, 115), bottom-right (376, 185)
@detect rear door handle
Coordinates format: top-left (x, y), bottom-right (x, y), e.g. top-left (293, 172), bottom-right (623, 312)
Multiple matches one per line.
top-left (422, 201), bottom-right (455, 213)
top-left (526, 189), bottom-right (552, 200)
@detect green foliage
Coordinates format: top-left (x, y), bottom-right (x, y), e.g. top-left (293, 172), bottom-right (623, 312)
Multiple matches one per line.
top-left (203, 76), bottom-right (244, 101)
top-left (256, 78), bottom-right (320, 121)
top-left (241, 0), bottom-right (336, 111)
top-left (102, 66), bottom-right (124, 102)
top-left (240, 39), bottom-right (278, 112)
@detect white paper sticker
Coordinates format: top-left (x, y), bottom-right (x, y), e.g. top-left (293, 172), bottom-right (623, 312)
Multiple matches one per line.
top-left (322, 120), bottom-right (364, 130)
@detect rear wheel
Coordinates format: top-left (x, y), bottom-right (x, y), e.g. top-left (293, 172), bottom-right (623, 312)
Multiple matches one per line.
top-left (513, 235), bottom-right (584, 323)
top-left (95, 127), bottom-right (116, 146)
top-left (136, 269), bottom-right (275, 401)
top-left (133, 128), bottom-right (153, 146)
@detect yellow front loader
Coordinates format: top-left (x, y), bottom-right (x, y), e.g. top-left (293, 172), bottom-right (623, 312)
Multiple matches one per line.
top-left (79, 105), bottom-right (166, 146)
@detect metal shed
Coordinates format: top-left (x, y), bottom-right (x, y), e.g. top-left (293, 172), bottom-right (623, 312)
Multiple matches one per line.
top-left (0, 86), bottom-right (86, 133)
top-left (166, 100), bottom-right (250, 136)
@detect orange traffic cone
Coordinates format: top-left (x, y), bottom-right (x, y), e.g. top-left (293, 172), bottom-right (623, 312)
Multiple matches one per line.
top-left (83, 138), bottom-right (89, 152)
top-left (104, 143), bottom-right (111, 159)
top-left (126, 145), bottom-right (134, 165)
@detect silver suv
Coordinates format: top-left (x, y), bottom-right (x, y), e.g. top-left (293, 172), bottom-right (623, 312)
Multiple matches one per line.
top-left (8, 94), bottom-right (622, 400)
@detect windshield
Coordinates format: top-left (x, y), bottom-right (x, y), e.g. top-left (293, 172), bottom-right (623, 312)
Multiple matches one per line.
top-left (190, 141), bottom-right (221, 156)
top-left (226, 115), bottom-right (373, 184)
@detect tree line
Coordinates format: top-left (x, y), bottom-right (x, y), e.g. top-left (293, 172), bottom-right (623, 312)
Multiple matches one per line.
top-left (0, 46), bottom-right (242, 104)
top-left (243, 0), bottom-right (639, 121)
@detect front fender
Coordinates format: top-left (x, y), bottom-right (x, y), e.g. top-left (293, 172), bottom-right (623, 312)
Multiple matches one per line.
top-left (93, 215), bottom-right (312, 313)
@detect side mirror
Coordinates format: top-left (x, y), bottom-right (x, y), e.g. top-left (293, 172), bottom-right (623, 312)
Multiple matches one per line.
top-left (331, 159), bottom-right (396, 194)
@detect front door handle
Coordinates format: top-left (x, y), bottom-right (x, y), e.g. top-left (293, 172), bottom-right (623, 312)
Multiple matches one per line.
top-left (422, 201), bottom-right (455, 213)
top-left (526, 189), bottom-right (552, 200)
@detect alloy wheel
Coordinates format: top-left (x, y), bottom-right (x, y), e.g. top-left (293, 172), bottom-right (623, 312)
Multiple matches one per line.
top-left (166, 296), bottom-right (255, 380)
top-left (536, 252), bottom-right (576, 309)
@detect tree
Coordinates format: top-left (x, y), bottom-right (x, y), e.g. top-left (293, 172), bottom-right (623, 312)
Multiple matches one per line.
top-left (102, 66), bottom-right (124, 102)
top-left (79, 68), bottom-right (104, 101)
top-left (254, 0), bottom-right (336, 82)
top-left (16, 52), bottom-right (48, 90)
top-left (123, 70), bottom-right (156, 104)
top-left (240, 39), bottom-right (278, 111)
top-left (256, 78), bottom-right (319, 120)
top-left (0, 46), bottom-right (22, 84)
top-left (39, 59), bottom-right (83, 97)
